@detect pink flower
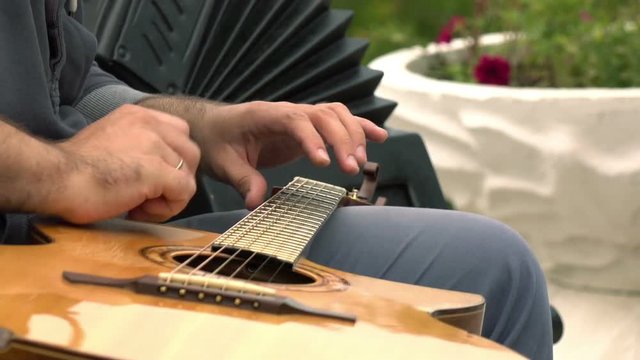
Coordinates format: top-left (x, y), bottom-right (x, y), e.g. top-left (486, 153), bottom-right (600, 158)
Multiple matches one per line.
top-left (474, 55), bottom-right (511, 85)
top-left (436, 16), bottom-right (465, 44)
top-left (580, 10), bottom-right (593, 22)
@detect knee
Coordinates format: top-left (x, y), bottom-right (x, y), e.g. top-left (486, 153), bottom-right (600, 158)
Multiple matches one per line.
top-left (468, 217), bottom-right (553, 358)
top-left (466, 213), bottom-right (542, 280)
top-left (439, 212), bottom-right (547, 300)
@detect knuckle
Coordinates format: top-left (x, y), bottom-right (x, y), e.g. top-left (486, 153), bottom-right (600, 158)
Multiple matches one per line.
top-left (315, 107), bottom-right (338, 120)
top-left (173, 116), bottom-right (190, 134)
top-left (191, 143), bottom-right (202, 162)
top-left (235, 174), bottom-right (253, 194)
top-left (187, 177), bottom-right (197, 197)
top-left (244, 101), bottom-right (266, 117)
top-left (327, 102), bottom-right (350, 113)
top-left (284, 110), bottom-right (309, 122)
top-left (176, 176), bottom-right (197, 203)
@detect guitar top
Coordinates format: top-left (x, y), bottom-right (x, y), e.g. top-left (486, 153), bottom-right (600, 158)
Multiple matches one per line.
top-left (0, 177), bottom-right (523, 359)
top-left (0, 220), bottom-right (520, 359)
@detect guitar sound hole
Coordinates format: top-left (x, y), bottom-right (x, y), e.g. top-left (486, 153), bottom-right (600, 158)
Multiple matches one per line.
top-left (172, 246), bottom-right (314, 285)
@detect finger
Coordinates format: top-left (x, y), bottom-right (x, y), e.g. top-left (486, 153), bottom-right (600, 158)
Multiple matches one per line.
top-left (127, 196), bottom-right (186, 222)
top-left (216, 150), bottom-right (268, 210)
top-left (113, 105), bottom-right (199, 172)
top-left (282, 117), bottom-right (332, 167)
top-left (161, 134), bottom-right (200, 174)
top-left (300, 107), bottom-right (359, 174)
top-left (141, 119), bottom-right (201, 174)
top-left (128, 161), bottom-right (197, 222)
top-left (357, 116), bottom-right (388, 143)
top-left (319, 103), bottom-right (367, 165)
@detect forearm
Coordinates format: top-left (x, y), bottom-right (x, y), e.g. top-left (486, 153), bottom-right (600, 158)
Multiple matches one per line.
top-left (0, 119), bottom-right (68, 214)
top-left (2, 105), bottom-right (199, 224)
top-left (137, 95), bottom-right (221, 135)
top-left (137, 96), bottom-right (225, 169)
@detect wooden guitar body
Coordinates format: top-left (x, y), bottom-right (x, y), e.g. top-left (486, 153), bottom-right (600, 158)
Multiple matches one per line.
top-left (0, 220), bottom-right (522, 359)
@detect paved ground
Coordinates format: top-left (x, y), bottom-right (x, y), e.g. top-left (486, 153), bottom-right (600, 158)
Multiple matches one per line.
top-left (549, 282), bottom-right (639, 359)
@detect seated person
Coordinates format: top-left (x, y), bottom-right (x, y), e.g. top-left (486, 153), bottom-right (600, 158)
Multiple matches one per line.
top-left (0, 1), bottom-right (552, 358)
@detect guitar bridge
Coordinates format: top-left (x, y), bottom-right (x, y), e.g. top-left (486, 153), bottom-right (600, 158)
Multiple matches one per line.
top-left (62, 271), bottom-right (356, 323)
top-left (158, 272), bottom-right (277, 295)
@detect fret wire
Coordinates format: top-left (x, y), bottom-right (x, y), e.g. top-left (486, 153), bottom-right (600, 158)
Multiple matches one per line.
top-left (246, 182), bottom-right (333, 275)
top-left (218, 221), bottom-right (318, 241)
top-left (253, 191), bottom-right (342, 209)
top-left (231, 179), bottom-right (338, 264)
top-left (203, 179), bottom-right (312, 277)
top-left (216, 229), bottom-right (313, 246)
top-left (174, 178), bottom-right (311, 280)
top-left (245, 210), bottom-right (326, 226)
top-left (280, 190), bottom-right (342, 202)
top-left (167, 177), bottom-right (345, 286)
top-left (255, 200), bottom-right (334, 219)
top-left (222, 179), bottom-right (333, 281)
top-left (260, 180), bottom-right (344, 282)
top-left (288, 179), bottom-right (345, 194)
top-left (238, 179), bottom-right (329, 262)
top-left (223, 240), bottom-right (309, 254)
top-left (220, 212), bottom-right (326, 244)
top-left (279, 188), bottom-right (344, 200)
top-left (282, 183), bottom-right (345, 198)
top-left (218, 235), bottom-right (310, 252)
top-left (238, 198), bottom-right (336, 226)
top-left (246, 211), bottom-right (326, 228)
top-left (274, 192), bottom-right (342, 208)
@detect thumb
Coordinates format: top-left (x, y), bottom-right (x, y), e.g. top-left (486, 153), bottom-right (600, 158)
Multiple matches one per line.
top-left (225, 161), bottom-right (267, 210)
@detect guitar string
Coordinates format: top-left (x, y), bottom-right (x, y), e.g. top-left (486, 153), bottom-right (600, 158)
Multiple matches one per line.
top-left (194, 178), bottom-right (318, 279)
top-left (228, 182), bottom-right (330, 285)
top-left (168, 178), bottom-right (321, 286)
top-left (207, 181), bottom-right (314, 282)
top-left (205, 179), bottom-right (339, 283)
top-left (229, 181), bottom-right (343, 286)
top-left (165, 178), bottom-right (344, 294)
top-left (164, 178), bottom-right (307, 284)
top-left (245, 183), bottom-right (336, 285)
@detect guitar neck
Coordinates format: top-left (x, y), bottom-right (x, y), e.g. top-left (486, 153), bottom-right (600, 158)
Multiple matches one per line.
top-left (213, 177), bottom-right (347, 264)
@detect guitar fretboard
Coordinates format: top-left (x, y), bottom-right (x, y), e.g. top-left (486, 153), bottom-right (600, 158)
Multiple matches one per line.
top-left (213, 177), bottom-right (346, 264)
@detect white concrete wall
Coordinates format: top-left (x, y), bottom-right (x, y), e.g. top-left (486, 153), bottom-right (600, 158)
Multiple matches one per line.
top-left (370, 40), bottom-right (640, 293)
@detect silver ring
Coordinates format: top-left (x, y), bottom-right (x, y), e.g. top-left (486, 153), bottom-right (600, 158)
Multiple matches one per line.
top-left (175, 158), bottom-right (184, 170)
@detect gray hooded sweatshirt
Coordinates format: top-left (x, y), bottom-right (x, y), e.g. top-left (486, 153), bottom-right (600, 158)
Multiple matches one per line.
top-left (0, 0), bottom-right (147, 243)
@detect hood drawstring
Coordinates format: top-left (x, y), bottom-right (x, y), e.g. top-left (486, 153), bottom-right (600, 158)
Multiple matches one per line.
top-left (68, 0), bottom-right (77, 15)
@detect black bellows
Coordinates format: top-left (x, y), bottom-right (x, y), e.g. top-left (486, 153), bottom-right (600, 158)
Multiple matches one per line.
top-left (83, 0), bottom-right (396, 126)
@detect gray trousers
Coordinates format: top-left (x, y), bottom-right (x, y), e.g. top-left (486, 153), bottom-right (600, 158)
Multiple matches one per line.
top-left (172, 206), bottom-right (552, 359)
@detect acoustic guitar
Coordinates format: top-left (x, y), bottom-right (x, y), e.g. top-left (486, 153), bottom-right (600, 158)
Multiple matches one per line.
top-left (0, 177), bottom-right (522, 359)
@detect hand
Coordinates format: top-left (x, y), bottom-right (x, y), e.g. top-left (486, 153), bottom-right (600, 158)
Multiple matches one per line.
top-left (51, 105), bottom-right (200, 223)
top-left (189, 101), bottom-right (388, 209)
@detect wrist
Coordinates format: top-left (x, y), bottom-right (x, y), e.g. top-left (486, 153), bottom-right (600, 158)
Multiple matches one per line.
top-left (31, 142), bottom-right (78, 218)
top-left (0, 121), bottom-right (73, 216)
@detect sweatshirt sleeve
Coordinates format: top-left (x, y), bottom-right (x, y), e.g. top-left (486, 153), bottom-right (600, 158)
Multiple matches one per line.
top-left (74, 62), bottom-right (151, 121)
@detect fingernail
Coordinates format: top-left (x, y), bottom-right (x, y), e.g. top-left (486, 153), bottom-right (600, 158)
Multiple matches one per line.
top-left (356, 145), bottom-right (367, 163)
top-left (347, 155), bottom-right (359, 171)
top-left (317, 148), bottom-right (330, 163)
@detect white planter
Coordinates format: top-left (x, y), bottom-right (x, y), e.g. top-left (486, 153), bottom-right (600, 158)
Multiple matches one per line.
top-left (370, 34), bottom-right (640, 293)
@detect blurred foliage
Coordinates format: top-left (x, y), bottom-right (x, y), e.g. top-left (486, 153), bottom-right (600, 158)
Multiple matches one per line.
top-left (332, 0), bottom-right (475, 64)
top-left (431, 0), bottom-right (640, 87)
